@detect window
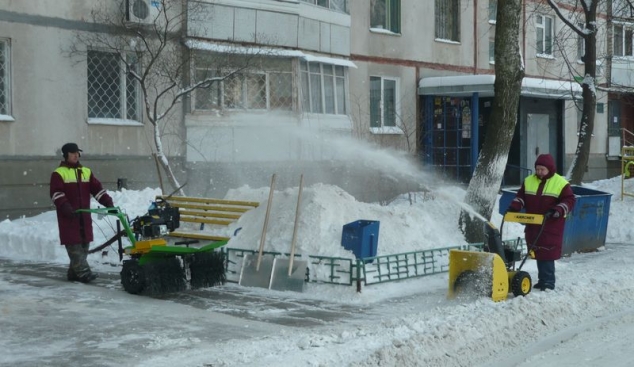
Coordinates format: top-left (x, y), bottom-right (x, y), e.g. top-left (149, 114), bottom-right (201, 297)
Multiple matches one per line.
top-left (87, 50), bottom-right (140, 121)
top-left (194, 57), bottom-right (293, 111)
top-left (300, 61), bottom-right (347, 115)
top-left (370, 0), bottom-right (401, 33)
top-left (370, 76), bottom-right (398, 128)
top-left (299, 0), bottom-right (348, 14)
top-left (489, 39), bottom-right (495, 64)
top-left (488, 0), bottom-right (497, 23)
top-left (577, 23), bottom-right (585, 61)
top-left (614, 24), bottom-right (634, 56)
top-left (435, 0), bottom-right (460, 42)
top-left (0, 39), bottom-right (11, 117)
top-left (535, 14), bottom-right (554, 56)
top-left (614, 0), bottom-right (634, 19)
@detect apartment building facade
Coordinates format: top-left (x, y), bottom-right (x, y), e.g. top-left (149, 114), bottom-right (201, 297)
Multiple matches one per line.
top-left (0, 0), bottom-right (631, 219)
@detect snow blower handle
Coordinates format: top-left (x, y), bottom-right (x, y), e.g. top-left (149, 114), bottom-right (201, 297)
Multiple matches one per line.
top-left (505, 212), bottom-right (547, 271)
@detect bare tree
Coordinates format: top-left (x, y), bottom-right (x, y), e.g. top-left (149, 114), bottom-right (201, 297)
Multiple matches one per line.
top-left (68, 0), bottom-right (257, 195)
top-left (545, 0), bottom-right (599, 185)
top-left (460, 0), bottom-right (525, 243)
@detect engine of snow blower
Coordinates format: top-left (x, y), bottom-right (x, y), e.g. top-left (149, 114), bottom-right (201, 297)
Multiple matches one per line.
top-left (132, 201), bottom-right (180, 240)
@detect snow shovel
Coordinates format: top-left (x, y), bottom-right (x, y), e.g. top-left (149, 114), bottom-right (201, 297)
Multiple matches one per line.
top-left (269, 174), bottom-right (307, 292)
top-left (239, 174), bottom-right (276, 288)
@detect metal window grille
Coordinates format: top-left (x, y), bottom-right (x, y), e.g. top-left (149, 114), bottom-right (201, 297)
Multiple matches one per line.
top-left (87, 50), bottom-right (140, 120)
top-left (300, 61), bottom-right (347, 115)
top-left (435, 0), bottom-right (460, 41)
top-left (0, 39), bottom-right (10, 115)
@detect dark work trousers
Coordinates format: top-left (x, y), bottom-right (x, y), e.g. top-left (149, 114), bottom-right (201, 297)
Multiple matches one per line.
top-left (536, 260), bottom-right (556, 288)
top-left (65, 243), bottom-right (91, 280)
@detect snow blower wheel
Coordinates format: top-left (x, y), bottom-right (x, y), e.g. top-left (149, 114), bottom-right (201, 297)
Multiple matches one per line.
top-left (121, 259), bottom-right (145, 294)
top-left (510, 271), bottom-right (532, 297)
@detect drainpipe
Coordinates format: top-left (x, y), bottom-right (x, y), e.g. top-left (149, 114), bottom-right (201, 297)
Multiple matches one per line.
top-left (473, 0), bottom-right (478, 74)
top-left (606, 0), bottom-right (613, 88)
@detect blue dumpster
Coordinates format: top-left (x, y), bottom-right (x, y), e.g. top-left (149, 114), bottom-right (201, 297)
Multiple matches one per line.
top-left (498, 186), bottom-right (612, 255)
top-left (341, 220), bottom-right (380, 261)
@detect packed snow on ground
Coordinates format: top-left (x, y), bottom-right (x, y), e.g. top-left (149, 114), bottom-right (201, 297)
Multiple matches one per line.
top-left (1, 176), bottom-right (634, 366)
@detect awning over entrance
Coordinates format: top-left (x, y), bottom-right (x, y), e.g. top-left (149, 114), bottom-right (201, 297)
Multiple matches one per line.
top-left (418, 75), bottom-right (582, 99)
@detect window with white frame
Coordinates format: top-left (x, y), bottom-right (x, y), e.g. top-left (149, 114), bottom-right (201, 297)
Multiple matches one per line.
top-left (87, 50), bottom-right (141, 121)
top-left (0, 39), bottom-right (11, 117)
top-left (614, 23), bottom-right (634, 56)
top-left (489, 39), bottom-right (495, 64)
top-left (435, 0), bottom-right (460, 42)
top-left (300, 61), bottom-right (347, 115)
top-left (299, 0), bottom-right (348, 14)
top-left (535, 14), bottom-right (554, 56)
top-left (370, 76), bottom-right (397, 128)
top-left (194, 57), bottom-right (293, 111)
top-left (370, 0), bottom-right (400, 33)
top-left (488, 0), bottom-right (497, 23)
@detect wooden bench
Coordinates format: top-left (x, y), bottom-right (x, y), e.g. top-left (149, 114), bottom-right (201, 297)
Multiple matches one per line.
top-left (155, 195), bottom-right (260, 242)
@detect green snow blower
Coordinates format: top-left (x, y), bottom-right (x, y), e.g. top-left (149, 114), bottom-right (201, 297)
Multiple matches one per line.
top-left (448, 212), bottom-right (546, 302)
top-left (80, 199), bottom-right (227, 295)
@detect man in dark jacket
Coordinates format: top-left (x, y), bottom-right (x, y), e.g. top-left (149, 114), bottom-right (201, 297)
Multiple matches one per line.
top-left (507, 153), bottom-right (576, 291)
top-left (50, 143), bottom-right (114, 283)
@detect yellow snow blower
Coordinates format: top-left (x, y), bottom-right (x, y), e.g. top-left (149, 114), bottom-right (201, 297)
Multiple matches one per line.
top-left (448, 212), bottom-right (545, 302)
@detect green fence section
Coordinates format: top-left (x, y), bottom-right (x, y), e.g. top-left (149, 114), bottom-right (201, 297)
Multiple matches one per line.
top-left (222, 238), bottom-right (526, 288)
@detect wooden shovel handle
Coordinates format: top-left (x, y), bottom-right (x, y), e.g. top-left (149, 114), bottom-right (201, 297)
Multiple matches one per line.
top-left (257, 173), bottom-right (276, 271)
top-left (288, 174), bottom-right (304, 276)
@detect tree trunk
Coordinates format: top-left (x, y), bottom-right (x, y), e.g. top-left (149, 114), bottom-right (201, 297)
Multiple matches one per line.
top-left (153, 123), bottom-right (185, 196)
top-left (567, 7), bottom-right (598, 185)
top-left (460, 0), bottom-right (524, 244)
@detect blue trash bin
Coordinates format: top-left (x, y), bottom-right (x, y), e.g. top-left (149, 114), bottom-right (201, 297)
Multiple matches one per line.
top-left (498, 186), bottom-right (612, 255)
top-left (341, 220), bottom-right (380, 261)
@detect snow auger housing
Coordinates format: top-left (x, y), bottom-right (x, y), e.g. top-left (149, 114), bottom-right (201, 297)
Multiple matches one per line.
top-left (80, 200), bottom-right (227, 295)
top-left (447, 212), bottom-right (545, 302)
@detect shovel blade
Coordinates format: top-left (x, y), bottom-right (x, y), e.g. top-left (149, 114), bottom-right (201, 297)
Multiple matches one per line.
top-left (238, 253), bottom-right (274, 289)
top-left (269, 258), bottom-right (307, 292)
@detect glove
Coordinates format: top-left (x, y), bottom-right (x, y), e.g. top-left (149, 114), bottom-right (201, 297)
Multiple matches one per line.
top-left (545, 208), bottom-right (560, 219)
top-left (506, 203), bottom-right (520, 214)
top-left (60, 202), bottom-right (75, 218)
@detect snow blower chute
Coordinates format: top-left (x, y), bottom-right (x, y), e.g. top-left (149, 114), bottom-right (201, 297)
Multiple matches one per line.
top-left (447, 212), bottom-right (545, 302)
top-left (79, 199), bottom-right (227, 295)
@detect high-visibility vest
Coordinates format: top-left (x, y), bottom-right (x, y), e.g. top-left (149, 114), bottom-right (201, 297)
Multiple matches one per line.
top-left (54, 166), bottom-right (92, 183)
top-left (524, 173), bottom-right (569, 199)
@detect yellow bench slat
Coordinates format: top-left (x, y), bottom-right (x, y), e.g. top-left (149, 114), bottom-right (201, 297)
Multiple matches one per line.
top-left (178, 209), bottom-right (242, 220)
top-left (180, 216), bottom-right (233, 226)
top-left (168, 231), bottom-right (230, 241)
top-left (169, 203), bottom-right (252, 213)
top-left (157, 196), bottom-right (259, 207)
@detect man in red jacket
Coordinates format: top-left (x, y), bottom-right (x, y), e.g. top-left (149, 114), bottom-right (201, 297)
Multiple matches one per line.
top-left (507, 153), bottom-right (576, 291)
top-left (50, 143), bottom-right (115, 283)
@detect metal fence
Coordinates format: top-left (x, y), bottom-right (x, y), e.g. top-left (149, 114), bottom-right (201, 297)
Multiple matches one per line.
top-left (221, 238), bottom-right (527, 292)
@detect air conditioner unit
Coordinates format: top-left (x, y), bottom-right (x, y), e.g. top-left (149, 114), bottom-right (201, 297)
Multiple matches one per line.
top-left (126, 0), bottom-right (161, 24)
